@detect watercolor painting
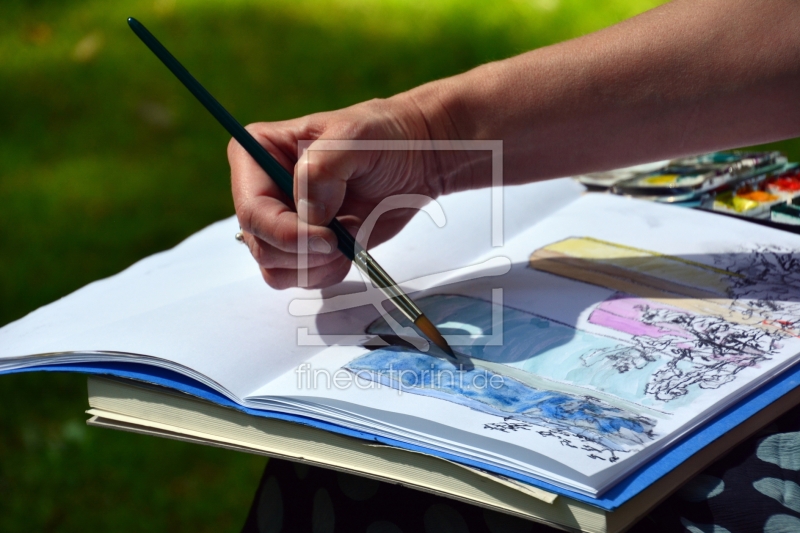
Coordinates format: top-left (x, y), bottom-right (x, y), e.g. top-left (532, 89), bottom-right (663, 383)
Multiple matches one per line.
top-left (529, 237), bottom-right (800, 334)
top-left (346, 347), bottom-right (655, 460)
top-left (357, 294), bottom-right (664, 460)
top-left (583, 294), bottom-right (780, 402)
top-left (341, 237), bottom-right (799, 460)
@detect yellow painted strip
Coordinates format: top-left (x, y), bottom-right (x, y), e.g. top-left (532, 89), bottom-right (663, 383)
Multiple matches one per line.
top-left (545, 237), bottom-right (744, 278)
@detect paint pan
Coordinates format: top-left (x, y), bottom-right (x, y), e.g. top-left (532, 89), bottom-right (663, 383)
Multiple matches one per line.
top-left (577, 169), bottom-right (643, 190)
top-left (670, 152), bottom-right (753, 167)
top-left (736, 151), bottom-right (787, 172)
top-left (612, 169), bottom-right (728, 199)
top-left (576, 161), bottom-right (667, 190)
top-left (706, 165), bottom-right (797, 217)
top-left (764, 167), bottom-right (800, 197)
top-left (771, 198), bottom-right (800, 226)
top-left (697, 161), bottom-right (797, 221)
top-left (672, 151), bottom-right (785, 173)
top-left (712, 187), bottom-right (781, 218)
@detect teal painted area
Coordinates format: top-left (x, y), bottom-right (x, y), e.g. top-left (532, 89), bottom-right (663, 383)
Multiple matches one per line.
top-left (512, 327), bottom-right (660, 405)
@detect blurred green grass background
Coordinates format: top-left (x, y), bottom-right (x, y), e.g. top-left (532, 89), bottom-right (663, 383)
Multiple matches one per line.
top-left (2, 0), bottom-right (799, 530)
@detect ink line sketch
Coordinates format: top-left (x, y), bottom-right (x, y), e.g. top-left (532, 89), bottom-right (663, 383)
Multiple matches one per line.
top-left (339, 237), bottom-right (800, 461)
top-left (584, 294), bottom-right (779, 402)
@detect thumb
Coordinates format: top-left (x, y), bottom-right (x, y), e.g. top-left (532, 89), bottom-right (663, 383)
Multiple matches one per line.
top-left (293, 141), bottom-right (363, 227)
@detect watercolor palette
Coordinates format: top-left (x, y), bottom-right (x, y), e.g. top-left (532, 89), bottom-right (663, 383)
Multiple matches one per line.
top-left (611, 151), bottom-right (786, 202)
top-left (577, 151), bottom-right (800, 234)
top-left (577, 151), bottom-right (786, 203)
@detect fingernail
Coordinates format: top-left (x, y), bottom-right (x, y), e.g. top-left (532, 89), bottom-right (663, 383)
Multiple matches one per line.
top-left (309, 236), bottom-right (332, 254)
top-left (298, 199), bottom-right (326, 225)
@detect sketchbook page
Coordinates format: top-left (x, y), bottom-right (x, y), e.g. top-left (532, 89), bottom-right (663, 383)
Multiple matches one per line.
top-left (0, 217), bottom-right (254, 348)
top-left (0, 217), bottom-right (334, 399)
top-left (362, 178), bottom-right (585, 287)
top-left (253, 193), bottom-right (800, 495)
top-left (0, 179), bottom-right (583, 399)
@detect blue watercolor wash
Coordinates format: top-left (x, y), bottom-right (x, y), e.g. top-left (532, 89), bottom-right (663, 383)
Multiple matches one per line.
top-left (370, 294), bottom-right (584, 364)
top-left (346, 347), bottom-right (655, 451)
top-left (366, 294), bottom-right (661, 405)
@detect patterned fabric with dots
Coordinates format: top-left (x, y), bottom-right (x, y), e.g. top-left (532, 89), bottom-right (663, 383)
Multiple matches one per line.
top-left (240, 459), bottom-right (542, 533)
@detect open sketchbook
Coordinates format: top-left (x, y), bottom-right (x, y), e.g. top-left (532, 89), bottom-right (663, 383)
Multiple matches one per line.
top-left (4, 178), bottom-right (800, 503)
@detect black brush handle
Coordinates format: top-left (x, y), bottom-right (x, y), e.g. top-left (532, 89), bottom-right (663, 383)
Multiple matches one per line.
top-left (127, 17), bottom-right (357, 260)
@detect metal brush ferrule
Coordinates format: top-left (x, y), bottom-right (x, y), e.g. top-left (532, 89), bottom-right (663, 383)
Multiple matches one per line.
top-left (354, 249), bottom-right (422, 323)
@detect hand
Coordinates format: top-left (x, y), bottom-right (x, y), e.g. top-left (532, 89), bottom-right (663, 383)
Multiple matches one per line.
top-left (228, 95), bottom-right (462, 290)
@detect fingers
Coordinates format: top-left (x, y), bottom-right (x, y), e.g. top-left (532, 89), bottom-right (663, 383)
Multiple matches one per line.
top-left (229, 121), bottom-right (346, 254)
top-left (238, 194), bottom-right (338, 254)
top-left (228, 118), bottom-right (369, 290)
top-left (294, 144), bottom-right (361, 226)
top-left (241, 232), bottom-right (341, 270)
top-left (260, 253), bottom-right (353, 290)
top-left (229, 122), bottom-right (297, 216)
top-left (240, 215), bottom-right (361, 289)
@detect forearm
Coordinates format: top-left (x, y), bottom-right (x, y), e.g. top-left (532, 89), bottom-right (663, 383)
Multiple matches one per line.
top-left (405, 0), bottom-right (800, 191)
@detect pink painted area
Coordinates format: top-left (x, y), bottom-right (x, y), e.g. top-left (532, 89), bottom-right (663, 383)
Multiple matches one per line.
top-left (589, 295), bottom-right (693, 339)
top-left (589, 294), bottom-right (777, 369)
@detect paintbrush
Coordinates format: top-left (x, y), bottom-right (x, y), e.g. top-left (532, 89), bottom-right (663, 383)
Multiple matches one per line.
top-left (127, 17), bottom-right (456, 358)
